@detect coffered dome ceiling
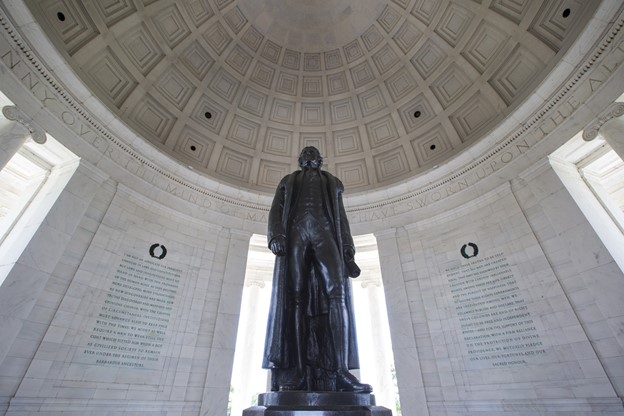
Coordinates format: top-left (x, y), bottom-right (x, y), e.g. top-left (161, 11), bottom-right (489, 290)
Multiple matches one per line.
top-left (24, 0), bottom-right (595, 193)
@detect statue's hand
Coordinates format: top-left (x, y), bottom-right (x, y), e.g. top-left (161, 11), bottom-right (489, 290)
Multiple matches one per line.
top-left (270, 236), bottom-right (287, 256)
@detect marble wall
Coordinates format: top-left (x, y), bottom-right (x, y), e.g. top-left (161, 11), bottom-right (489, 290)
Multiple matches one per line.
top-left (0, 0), bottom-right (622, 413)
top-left (376, 162), bottom-right (624, 416)
top-left (0, 161), bottom-right (108, 413)
top-left (0, 146), bottom-right (622, 416)
top-left (0, 175), bottom-right (251, 415)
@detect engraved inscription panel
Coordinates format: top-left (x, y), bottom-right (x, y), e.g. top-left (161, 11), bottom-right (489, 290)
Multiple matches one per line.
top-left (80, 254), bottom-right (181, 370)
top-left (445, 252), bottom-right (546, 369)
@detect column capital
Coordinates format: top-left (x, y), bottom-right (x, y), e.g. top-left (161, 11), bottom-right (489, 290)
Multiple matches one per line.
top-left (583, 101), bottom-right (624, 142)
top-left (372, 228), bottom-right (397, 241)
top-left (2, 106), bottom-right (46, 144)
top-left (227, 228), bottom-right (253, 241)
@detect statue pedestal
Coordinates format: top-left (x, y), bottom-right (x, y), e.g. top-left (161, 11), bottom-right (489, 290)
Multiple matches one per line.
top-left (242, 391), bottom-right (392, 416)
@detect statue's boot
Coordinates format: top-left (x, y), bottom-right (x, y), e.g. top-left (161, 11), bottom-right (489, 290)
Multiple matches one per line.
top-left (336, 370), bottom-right (372, 393)
top-left (279, 304), bottom-right (307, 391)
top-left (329, 298), bottom-right (372, 393)
top-left (278, 375), bottom-right (306, 391)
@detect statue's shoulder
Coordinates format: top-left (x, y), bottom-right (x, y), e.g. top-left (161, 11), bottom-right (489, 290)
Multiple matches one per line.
top-left (278, 171), bottom-right (299, 187)
top-left (320, 170), bottom-right (336, 180)
top-left (321, 171), bottom-right (344, 192)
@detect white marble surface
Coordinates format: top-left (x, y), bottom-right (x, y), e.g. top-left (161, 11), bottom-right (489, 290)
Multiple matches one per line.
top-left (1, 184), bottom-right (251, 416)
top-left (0, 4), bottom-right (621, 410)
top-left (0, 154), bottom-right (622, 415)
top-left (375, 178), bottom-right (624, 416)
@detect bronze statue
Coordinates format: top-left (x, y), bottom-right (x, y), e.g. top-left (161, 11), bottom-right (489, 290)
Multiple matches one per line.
top-left (262, 146), bottom-right (372, 393)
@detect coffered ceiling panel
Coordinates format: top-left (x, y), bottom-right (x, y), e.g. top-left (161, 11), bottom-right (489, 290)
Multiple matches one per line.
top-left (24, 0), bottom-right (601, 193)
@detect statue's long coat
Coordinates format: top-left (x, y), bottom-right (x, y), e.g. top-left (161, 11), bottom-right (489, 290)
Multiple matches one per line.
top-left (262, 170), bottom-right (360, 370)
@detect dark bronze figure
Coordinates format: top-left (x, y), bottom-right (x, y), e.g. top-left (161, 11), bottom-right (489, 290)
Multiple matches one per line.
top-left (263, 146), bottom-right (372, 393)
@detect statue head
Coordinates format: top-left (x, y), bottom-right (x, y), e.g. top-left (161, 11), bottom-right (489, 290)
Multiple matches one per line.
top-left (298, 146), bottom-right (323, 169)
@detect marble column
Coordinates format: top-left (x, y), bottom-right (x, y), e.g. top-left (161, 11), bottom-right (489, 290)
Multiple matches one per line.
top-left (230, 279), bottom-right (268, 416)
top-left (0, 106), bottom-right (46, 171)
top-left (598, 116), bottom-right (624, 160)
top-left (358, 279), bottom-right (396, 410)
top-left (374, 228), bottom-right (429, 416)
top-left (583, 102), bottom-right (624, 160)
top-left (200, 228), bottom-right (252, 416)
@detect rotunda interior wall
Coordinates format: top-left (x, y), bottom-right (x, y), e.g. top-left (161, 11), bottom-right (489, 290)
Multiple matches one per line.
top-left (1, 2), bottom-right (624, 415)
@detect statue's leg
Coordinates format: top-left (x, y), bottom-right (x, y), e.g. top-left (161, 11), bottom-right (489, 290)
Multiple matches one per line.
top-left (283, 229), bottom-right (308, 391)
top-left (292, 299), bottom-right (307, 388)
top-left (314, 235), bottom-right (372, 393)
top-left (328, 296), bottom-right (348, 366)
top-left (314, 233), bottom-right (348, 369)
